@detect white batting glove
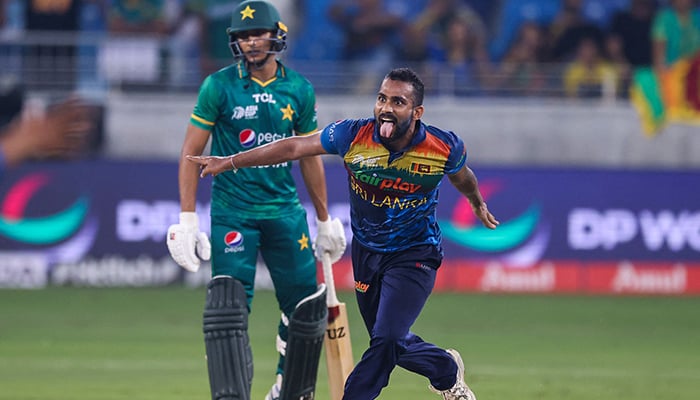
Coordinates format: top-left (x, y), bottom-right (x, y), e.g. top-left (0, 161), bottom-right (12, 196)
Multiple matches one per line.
top-left (313, 216), bottom-right (347, 264)
top-left (166, 212), bottom-right (211, 272)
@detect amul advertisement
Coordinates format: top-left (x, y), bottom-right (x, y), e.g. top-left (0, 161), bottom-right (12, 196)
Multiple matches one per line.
top-left (0, 160), bottom-right (698, 295)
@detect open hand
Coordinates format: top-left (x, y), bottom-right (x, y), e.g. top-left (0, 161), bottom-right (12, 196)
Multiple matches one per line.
top-left (3, 97), bottom-right (92, 164)
top-left (475, 203), bottom-right (499, 229)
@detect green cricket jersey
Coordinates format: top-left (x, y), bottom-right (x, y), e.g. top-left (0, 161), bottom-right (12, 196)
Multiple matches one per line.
top-left (190, 60), bottom-right (318, 219)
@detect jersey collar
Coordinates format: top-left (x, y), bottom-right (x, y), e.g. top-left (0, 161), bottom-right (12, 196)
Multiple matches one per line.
top-left (372, 119), bottom-right (425, 159)
top-left (236, 59), bottom-right (287, 87)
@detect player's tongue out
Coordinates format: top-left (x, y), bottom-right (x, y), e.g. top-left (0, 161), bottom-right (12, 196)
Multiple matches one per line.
top-left (380, 121), bottom-right (394, 138)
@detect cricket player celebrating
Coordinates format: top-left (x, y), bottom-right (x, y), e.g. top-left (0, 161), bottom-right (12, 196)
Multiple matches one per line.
top-left (166, 1), bottom-right (346, 399)
top-left (188, 67), bottom-right (499, 400)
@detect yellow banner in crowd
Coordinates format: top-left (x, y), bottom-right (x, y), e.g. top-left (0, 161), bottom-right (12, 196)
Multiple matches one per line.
top-left (630, 53), bottom-right (700, 136)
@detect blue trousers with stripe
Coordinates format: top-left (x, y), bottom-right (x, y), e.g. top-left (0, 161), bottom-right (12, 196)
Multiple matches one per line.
top-left (342, 240), bottom-right (458, 399)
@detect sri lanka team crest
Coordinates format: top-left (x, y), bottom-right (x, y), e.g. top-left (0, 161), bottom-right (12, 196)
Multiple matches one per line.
top-left (0, 172), bottom-right (98, 264)
top-left (439, 180), bottom-right (550, 267)
top-left (224, 231), bottom-right (245, 253)
top-left (239, 129), bottom-right (256, 148)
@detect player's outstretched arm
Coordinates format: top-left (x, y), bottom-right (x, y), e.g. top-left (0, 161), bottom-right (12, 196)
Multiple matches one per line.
top-left (187, 132), bottom-right (327, 177)
top-left (448, 165), bottom-right (499, 229)
top-left (1, 97), bottom-right (91, 167)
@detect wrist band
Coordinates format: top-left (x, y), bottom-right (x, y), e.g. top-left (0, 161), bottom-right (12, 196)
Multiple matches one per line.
top-left (230, 157), bottom-right (238, 173)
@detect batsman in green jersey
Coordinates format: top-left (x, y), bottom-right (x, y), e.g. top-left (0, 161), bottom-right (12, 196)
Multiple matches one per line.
top-left (166, 1), bottom-right (347, 399)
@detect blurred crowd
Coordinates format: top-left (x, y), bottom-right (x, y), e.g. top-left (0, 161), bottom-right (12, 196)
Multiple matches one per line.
top-left (321, 0), bottom-right (700, 97)
top-left (1, 0), bottom-right (699, 98)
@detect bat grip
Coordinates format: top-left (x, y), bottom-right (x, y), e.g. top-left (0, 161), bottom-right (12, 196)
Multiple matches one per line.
top-left (322, 252), bottom-right (340, 307)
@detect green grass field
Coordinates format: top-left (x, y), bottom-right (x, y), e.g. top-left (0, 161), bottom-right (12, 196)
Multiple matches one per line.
top-left (1, 287), bottom-right (698, 400)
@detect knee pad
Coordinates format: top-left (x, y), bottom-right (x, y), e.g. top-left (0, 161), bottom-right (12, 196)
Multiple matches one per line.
top-left (280, 284), bottom-right (328, 400)
top-left (203, 276), bottom-right (252, 400)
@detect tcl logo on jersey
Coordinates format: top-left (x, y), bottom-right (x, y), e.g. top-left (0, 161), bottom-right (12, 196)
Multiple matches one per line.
top-left (239, 129), bottom-right (289, 148)
top-left (231, 105), bottom-right (258, 120)
top-left (252, 93), bottom-right (276, 104)
top-left (224, 231), bottom-right (244, 253)
top-left (239, 129), bottom-right (256, 148)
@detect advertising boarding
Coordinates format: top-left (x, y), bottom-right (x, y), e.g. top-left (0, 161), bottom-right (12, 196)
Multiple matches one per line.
top-left (0, 160), bottom-right (698, 294)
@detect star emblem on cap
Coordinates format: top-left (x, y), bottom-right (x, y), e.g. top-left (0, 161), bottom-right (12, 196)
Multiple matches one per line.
top-left (240, 5), bottom-right (256, 20)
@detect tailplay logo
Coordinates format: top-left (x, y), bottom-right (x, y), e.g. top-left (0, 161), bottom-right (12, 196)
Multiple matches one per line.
top-left (439, 181), bottom-right (550, 266)
top-left (0, 172), bottom-right (98, 264)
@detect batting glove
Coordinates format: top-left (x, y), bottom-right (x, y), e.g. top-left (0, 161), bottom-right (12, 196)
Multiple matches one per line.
top-left (166, 212), bottom-right (211, 272)
top-left (313, 216), bottom-right (347, 264)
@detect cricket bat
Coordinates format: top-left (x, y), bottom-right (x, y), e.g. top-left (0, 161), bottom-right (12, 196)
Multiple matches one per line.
top-left (321, 252), bottom-right (354, 400)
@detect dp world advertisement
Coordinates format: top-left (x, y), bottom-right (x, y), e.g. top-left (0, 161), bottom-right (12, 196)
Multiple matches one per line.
top-left (1, 160), bottom-right (699, 295)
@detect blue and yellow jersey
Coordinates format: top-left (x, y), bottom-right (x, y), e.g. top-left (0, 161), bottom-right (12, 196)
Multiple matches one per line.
top-left (190, 60), bottom-right (317, 219)
top-left (320, 118), bottom-right (467, 252)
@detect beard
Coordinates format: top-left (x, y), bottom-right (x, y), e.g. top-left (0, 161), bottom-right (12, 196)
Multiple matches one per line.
top-left (378, 113), bottom-right (413, 146)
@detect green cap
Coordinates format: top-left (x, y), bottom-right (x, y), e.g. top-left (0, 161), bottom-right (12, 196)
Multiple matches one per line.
top-left (227, 0), bottom-right (287, 35)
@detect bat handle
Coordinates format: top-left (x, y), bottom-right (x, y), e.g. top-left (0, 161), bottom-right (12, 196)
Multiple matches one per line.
top-left (322, 252), bottom-right (340, 307)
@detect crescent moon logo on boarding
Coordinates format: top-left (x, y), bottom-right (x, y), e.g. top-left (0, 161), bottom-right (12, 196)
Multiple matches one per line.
top-left (0, 173), bottom-right (89, 244)
top-left (0, 172), bottom-right (98, 264)
top-left (440, 180), bottom-right (551, 267)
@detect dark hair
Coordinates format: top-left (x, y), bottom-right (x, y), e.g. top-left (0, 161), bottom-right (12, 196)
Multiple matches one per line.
top-left (385, 68), bottom-right (424, 106)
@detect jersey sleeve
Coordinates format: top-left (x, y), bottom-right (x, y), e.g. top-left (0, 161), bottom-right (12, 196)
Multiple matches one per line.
top-left (190, 75), bottom-right (220, 130)
top-left (319, 118), bottom-right (361, 156)
top-left (294, 80), bottom-right (318, 135)
top-left (444, 130), bottom-right (467, 175)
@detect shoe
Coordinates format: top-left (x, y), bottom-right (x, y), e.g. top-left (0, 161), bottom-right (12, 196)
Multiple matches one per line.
top-left (429, 349), bottom-right (477, 400)
top-left (264, 374), bottom-right (282, 400)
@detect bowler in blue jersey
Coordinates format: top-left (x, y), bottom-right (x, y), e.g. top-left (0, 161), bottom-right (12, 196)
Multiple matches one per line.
top-left (189, 67), bottom-right (499, 400)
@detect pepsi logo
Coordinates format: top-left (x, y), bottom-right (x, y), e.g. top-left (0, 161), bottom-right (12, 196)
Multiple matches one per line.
top-left (239, 129), bottom-right (256, 148)
top-left (224, 231), bottom-right (244, 247)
